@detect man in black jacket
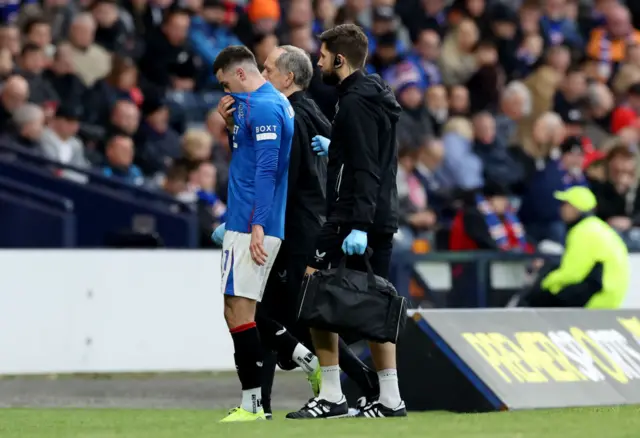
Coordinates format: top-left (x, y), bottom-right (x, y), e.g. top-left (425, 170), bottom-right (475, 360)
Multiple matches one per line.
top-left (287, 24), bottom-right (406, 420)
top-left (217, 45), bottom-right (379, 418)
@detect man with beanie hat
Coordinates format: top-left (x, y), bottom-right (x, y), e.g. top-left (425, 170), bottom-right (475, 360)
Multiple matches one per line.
top-left (394, 61), bottom-right (433, 149)
top-left (519, 186), bottom-right (629, 309)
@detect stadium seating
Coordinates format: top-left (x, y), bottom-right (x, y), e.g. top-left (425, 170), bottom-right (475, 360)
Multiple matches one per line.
top-left (0, 175), bottom-right (75, 247)
top-left (0, 145), bottom-right (198, 248)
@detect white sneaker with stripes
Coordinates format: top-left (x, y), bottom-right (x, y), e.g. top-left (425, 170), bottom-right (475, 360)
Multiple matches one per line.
top-left (357, 400), bottom-right (407, 418)
top-left (285, 397), bottom-right (349, 419)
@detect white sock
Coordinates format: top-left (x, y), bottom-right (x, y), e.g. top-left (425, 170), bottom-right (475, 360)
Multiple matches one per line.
top-left (378, 369), bottom-right (401, 408)
top-left (292, 343), bottom-right (319, 375)
top-left (241, 387), bottom-right (262, 413)
top-left (317, 365), bottom-right (343, 403)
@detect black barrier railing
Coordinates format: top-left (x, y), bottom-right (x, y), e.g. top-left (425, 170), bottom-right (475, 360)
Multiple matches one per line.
top-left (391, 250), bottom-right (562, 308)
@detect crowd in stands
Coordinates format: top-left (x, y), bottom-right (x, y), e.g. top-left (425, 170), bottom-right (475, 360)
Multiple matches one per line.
top-left (2, 0), bottom-right (640, 251)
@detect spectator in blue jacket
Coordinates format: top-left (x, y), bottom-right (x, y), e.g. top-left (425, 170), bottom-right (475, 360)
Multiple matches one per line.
top-left (472, 111), bottom-right (524, 190)
top-left (539, 0), bottom-right (583, 49)
top-left (102, 134), bottom-right (144, 186)
top-left (435, 116), bottom-right (484, 192)
top-left (518, 128), bottom-right (588, 244)
top-left (406, 28), bottom-right (442, 88)
top-left (189, 0), bottom-right (242, 85)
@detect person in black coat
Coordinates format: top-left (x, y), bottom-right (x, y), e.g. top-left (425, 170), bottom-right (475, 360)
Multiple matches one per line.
top-left (43, 43), bottom-right (87, 109)
top-left (138, 7), bottom-right (200, 93)
top-left (134, 92), bottom-right (181, 177)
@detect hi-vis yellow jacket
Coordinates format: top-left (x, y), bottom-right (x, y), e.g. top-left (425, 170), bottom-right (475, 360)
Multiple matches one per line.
top-left (542, 216), bottom-right (629, 309)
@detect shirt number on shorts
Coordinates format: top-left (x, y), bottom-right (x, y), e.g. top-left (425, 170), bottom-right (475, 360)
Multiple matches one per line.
top-left (223, 250), bottom-right (230, 273)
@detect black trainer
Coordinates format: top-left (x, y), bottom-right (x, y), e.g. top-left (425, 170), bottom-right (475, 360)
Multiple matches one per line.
top-left (286, 397), bottom-right (349, 419)
top-left (356, 400), bottom-right (407, 418)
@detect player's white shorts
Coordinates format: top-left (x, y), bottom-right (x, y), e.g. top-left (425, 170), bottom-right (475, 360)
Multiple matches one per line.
top-left (220, 230), bottom-right (282, 302)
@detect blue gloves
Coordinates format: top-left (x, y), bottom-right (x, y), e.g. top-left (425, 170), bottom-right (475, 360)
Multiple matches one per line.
top-left (342, 230), bottom-right (368, 255)
top-left (211, 222), bottom-right (226, 245)
top-left (311, 135), bottom-right (330, 156)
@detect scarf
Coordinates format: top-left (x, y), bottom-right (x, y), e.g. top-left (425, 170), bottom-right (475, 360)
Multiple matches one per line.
top-left (407, 173), bottom-right (427, 210)
top-left (476, 194), bottom-right (527, 251)
top-left (197, 189), bottom-right (227, 220)
top-left (560, 162), bottom-right (587, 189)
top-left (599, 30), bottom-right (636, 80)
top-left (542, 17), bottom-right (566, 45)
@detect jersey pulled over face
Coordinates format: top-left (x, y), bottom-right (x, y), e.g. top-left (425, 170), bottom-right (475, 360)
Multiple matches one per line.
top-left (226, 82), bottom-right (295, 239)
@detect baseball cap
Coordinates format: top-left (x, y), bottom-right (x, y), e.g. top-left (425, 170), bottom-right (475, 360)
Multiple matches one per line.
top-left (373, 6), bottom-right (395, 21)
top-left (582, 149), bottom-right (606, 169)
top-left (491, 3), bottom-right (517, 23)
top-left (559, 136), bottom-right (584, 154)
top-left (202, 0), bottom-right (224, 8)
top-left (141, 93), bottom-right (166, 117)
top-left (553, 186), bottom-right (597, 212)
top-left (377, 31), bottom-right (398, 48)
top-left (558, 105), bottom-right (585, 125)
top-left (482, 179), bottom-right (510, 197)
top-left (55, 105), bottom-right (82, 121)
top-left (628, 82), bottom-right (640, 96)
top-left (610, 106), bottom-right (637, 134)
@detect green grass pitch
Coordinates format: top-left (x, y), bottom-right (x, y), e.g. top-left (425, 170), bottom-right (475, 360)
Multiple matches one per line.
top-left (0, 407), bottom-right (638, 438)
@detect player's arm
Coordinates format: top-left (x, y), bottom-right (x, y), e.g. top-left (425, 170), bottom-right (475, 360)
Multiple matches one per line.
top-left (542, 227), bottom-right (595, 292)
top-left (251, 105), bottom-right (284, 229)
top-left (341, 96), bottom-right (380, 231)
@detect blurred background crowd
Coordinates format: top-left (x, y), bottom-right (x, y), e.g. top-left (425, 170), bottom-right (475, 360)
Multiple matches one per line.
top-left (2, 0), bottom-right (640, 252)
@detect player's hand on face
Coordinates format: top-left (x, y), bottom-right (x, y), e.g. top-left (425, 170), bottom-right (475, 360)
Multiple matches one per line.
top-left (250, 224), bottom-right (268, 266)
top-left (217, 95), bottom-right (236, 131)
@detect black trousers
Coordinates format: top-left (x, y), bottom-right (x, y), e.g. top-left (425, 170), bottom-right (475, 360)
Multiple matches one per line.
top-left (257, 235), bottom-right (379, 413)
top-left (519, 261), bottom-right (604, 308)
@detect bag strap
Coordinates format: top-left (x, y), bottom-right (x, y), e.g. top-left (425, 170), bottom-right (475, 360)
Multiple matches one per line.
top-left (334, 247), bottom-right (377, 289)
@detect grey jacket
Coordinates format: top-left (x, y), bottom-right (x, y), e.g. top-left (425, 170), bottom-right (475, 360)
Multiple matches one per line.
top-left (40, 128), bottom-right (88, 168)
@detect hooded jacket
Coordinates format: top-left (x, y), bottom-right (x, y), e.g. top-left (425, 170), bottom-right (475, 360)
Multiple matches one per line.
top-left (286, 91), bottom-right (330, 252)
top-left (328, 71), bottom-right (402, 232)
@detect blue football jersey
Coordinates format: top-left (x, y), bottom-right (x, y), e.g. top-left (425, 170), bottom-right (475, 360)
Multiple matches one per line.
top-left (225, 82), bottom-right (295, 239)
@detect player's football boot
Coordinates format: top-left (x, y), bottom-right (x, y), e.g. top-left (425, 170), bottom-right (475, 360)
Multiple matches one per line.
top-left (286, 397), bottom-right (349, 419)
top-left (307, 366), bottom-right (321, 397)
top-left (356, 400), bottom-right (407, 418)
top-left (220, 407), bottom-right (267, 422)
